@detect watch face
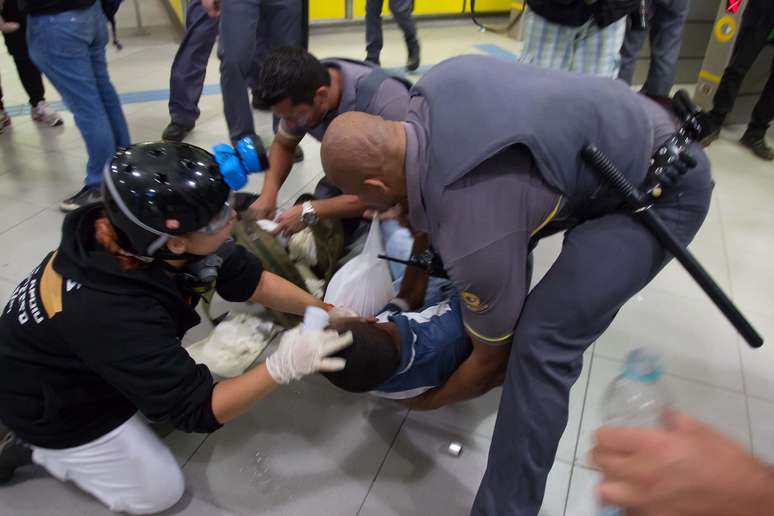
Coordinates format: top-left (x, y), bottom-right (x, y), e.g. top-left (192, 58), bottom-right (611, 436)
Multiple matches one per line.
top-left (302, 210), bottom-right (318, 226)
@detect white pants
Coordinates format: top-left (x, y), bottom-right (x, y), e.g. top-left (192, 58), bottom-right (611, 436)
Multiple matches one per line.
top-left (31, 414), bottom-right (185, 515)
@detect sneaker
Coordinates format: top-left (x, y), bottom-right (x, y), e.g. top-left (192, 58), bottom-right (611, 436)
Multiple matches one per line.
top-left (293, 145), bottom-right (304, 163)
top-left (251, 91), bottom-right (269, 111)
top-left (30, 101), bottom-right (64, 127)
top-left (0, 430), bottom-right (32, 484)
top-left (162, 122), bottom-right (192, 142)
top-left (365, 55), bottom-right (380, 67)
top-left (740, 133), bottom-right (774, 161)
top-left (60, 185), bottom-right (102, 212)
top-left (0, 109), bottom-right (10, 134)
top-left (406, 44), bottom-right (420, 72)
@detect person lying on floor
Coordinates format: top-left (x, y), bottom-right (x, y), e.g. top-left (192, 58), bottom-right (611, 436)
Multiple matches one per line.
top-left (321, 294), bottom-right (472, 400)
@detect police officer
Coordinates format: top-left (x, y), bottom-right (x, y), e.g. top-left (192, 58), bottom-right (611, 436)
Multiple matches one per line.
top-left (0, 142), bottom-right (352, 514)
top-left (249, 47), bottom-right (411, 242)
top-left (320, 55), bottom-right (713, 515)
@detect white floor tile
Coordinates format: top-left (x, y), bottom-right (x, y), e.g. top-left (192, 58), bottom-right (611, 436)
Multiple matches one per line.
top-left (738, 310), bottom-right (774, 401)
top-left (748, 396), bottom-right (774, 465)
top-left (0, 209), bottom-right (63, 284)
top-left (565, 465), bottom-right (601, 516)
top-left (594, 288), bottom-right (743, 392)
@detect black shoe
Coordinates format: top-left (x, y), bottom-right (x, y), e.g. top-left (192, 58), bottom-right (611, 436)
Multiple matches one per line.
top-left (740, 133), bottom-right (774, 161)
top-left (60, 186), bottom-right (102, 212)
top-left (251, 91), bottom-right (270, 111)
top-left (365, 55), bottom-right (380, 67)
top-left (0, 431), bottom-right (32, 484)
top-left (294, 146), bottom-right (304, 163)
top-left (406, 44), bottom-right (420, 72)
top-left (162, 122), bottom-right (192, 142)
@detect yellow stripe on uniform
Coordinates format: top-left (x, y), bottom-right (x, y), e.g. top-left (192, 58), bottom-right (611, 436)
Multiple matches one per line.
top-left (699, 70), bottom-right (722, 84)
top-left (464, 322), bottom-right (514, 345)
top-left (40, 252), bottom-right (63, 319)
top-left (531, 195), bottom-right (563, 237)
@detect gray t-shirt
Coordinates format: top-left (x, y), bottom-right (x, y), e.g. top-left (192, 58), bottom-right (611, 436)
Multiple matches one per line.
top-left (404, 97), bottom-right (562, 344)
top-left (278, 59), bottom-right (411, 143)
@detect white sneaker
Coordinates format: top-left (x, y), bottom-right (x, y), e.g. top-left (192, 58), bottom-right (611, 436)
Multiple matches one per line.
top-left (30, 101), bottom-right (64, 127)
top-left (0, 109), bottom-right (10, 134)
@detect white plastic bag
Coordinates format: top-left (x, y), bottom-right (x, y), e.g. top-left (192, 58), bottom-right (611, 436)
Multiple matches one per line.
top-left (324, 217), bottom-right (396, 317)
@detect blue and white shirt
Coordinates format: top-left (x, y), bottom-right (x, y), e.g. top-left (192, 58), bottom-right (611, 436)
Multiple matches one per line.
top-left (372, 294), bottom-right (472, 399)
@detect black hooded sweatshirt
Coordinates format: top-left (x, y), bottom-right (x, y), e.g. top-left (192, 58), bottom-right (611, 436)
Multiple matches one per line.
top-left (0, 205), bottom-right (264, 449)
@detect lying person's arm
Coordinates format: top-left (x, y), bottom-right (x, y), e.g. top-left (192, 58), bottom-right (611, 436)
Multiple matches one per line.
top-left (394, 232), bottom-right (431, 310)
top-left (273, 195), bottom-right (368, 236)
top-left (402, 337), bottom-right (510, 410)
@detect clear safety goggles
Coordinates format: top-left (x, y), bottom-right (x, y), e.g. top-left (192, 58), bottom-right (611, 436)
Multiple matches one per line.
top-left (196, 191), bottom-right (235, 234)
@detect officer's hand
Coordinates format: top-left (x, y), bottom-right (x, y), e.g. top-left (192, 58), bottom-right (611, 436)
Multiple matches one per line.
top-left (273, 204), bottom-right (306, 237)
top-left (593, 411), bottom-right (774, 516)
top-left (201, 0), bottom-right (221, 17)
top-left (245, 195), bottom-right (277, 225)
top-left (265, 327), bottom-right (353, 384)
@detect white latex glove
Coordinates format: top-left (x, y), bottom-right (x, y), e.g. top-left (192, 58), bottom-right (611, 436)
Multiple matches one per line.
top-left (327, 305), bottom-right (360, 322)
top-left (265, 327), bottom-right (352, 384)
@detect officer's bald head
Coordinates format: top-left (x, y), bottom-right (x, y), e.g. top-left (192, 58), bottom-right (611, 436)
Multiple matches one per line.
top-left (321, 112), bottom-right (407, 211)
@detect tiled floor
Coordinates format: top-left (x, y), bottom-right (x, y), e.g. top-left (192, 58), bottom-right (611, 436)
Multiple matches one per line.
top-left (0, 9), bottom-right (772, 516)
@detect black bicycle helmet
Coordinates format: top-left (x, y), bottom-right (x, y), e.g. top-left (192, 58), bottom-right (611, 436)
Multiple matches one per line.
top-left (102, 142), bottom-right (231, 258)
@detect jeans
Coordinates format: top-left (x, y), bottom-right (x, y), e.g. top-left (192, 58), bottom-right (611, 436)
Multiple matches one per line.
top-left (27, 2), bottom-right (130, 188)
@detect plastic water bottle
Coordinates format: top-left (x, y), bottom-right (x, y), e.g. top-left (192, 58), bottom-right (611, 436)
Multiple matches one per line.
top-left (303, 306), bottom-right (329, 333)
top-left (598, 349), bottom-right (671, 516)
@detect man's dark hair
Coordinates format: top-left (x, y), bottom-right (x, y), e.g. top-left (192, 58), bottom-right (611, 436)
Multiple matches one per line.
top-left (322, 320), bottom-right (400, 393)
top-left (257, 48), bottom-right (331, 106)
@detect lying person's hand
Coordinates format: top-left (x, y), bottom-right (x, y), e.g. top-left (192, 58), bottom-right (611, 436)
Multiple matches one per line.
top-left (265, 327), bottom-right (353, 384)
top-left (273, 204), bottom-right (306, 237)
top-left (593, 411), bottom-right (774, 516)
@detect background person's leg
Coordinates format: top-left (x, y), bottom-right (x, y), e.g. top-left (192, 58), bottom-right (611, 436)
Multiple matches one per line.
top-left (574, 17), bottom-right (627, 77)
top-left (365, 0), bottom-right (385, 63)
top-left (32, 414), bottom-right (185, 515)
top-left (27, 4), bottom-right (117, 207)
top-left (618, 18), bottom-right (648, 85)
top-left (167, 0), bottom-right (218, 134)
top-left (388, 0), bottom-right (419, 69)
top-left (740, 54), bottom-right (774, 160)
top-left (218, 0), bottom-right (261, 143)
top-left (2, 0), bottom-right (44, 107)
top-left (472, 150), bottom-right (712, 515)
top-left (707, 0), bottom-right (771, 128)
top-left (642, 0), bottom-right (689, 98)
top-left (90, 8), bottom-right (129, 151)
top-left (519, 10), bottom-right (577, 72)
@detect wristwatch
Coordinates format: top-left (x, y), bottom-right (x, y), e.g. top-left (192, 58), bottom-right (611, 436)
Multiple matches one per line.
top-left (301, 201), bottom-right (319, 226)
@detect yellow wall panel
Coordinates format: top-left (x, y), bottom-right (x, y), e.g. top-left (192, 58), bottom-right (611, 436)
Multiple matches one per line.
top-left (465, 0), bottom-right (515, 12)
top-left (166, 0), bottom-right (185, 25)
top-left (310, 0), bottom-right (346, 20)
top-left (354, 0), bottom-right (463, 17)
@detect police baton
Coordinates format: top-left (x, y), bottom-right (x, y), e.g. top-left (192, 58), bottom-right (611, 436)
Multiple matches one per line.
top-left (581, 145), bottom-right (763, 349)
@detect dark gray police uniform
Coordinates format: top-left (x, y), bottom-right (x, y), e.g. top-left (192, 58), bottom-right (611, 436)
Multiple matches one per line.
top-left (402, 55), bottom-right (713, 516)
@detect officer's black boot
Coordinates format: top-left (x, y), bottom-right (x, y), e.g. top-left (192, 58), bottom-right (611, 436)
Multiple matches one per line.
top-left (698, 111), bottom-right (722, 147)
top-left (0, 430), bottom-right (32, 484)
top-left (365, 54), bottom-right (380, 66)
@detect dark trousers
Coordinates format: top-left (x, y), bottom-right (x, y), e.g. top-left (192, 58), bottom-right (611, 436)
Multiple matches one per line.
top-left (471, 144), bottom-right (713, 515)
top-left (167, 0), bottom-right (219, 128)
top-left (710, 0), bottom-right (774, 138)
top-left (219, 0), bottom-right (303, 142)
top-left (0, 0), bottom-right (45, 109)
top-left (365, 0), bottom-right (418, 60)
top-left (618, 0), bottom-right (690, 98)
